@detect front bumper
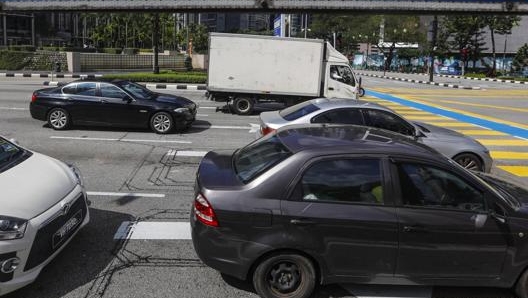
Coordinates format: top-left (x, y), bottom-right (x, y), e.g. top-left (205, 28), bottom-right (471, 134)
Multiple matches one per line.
top-left (0, 185), bottom-right (90, 296)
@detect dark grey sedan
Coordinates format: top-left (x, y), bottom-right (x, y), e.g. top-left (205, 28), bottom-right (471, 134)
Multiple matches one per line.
top-left (258, 98), bottom-right (492, 172)
top-left (191, 124), bottom-right (528, 298)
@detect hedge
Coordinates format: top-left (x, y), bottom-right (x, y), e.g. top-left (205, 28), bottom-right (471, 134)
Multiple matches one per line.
top-left (102, 71), bottom-right (207, 83)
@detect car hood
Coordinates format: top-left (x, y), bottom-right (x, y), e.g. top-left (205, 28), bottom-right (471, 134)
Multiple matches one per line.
top-left (414, 121), bottom-right (470, 140)
top-left (475, 172), bottom-right (528, 209)
top-left (154, 93), bottom-right (194, 106)
top-left (0, 152), bottom-right (77, 219)
top-left (197, 150), bottom-right (244, 189)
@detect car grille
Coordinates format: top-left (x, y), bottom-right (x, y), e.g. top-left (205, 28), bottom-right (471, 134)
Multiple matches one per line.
top-left (24, 194), bottom-right (87, 271)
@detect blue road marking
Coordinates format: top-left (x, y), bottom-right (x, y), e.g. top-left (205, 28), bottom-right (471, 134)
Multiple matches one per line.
top-left (367, 90), bottom-right (528, 140)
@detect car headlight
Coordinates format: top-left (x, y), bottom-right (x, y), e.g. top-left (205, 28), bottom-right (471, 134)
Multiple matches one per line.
top-left (174, 107), bottom-right (190, 113)
top-left (0, 216), bottom-right (27, 240)
top-left (68, 164), bottom-right (84, 187)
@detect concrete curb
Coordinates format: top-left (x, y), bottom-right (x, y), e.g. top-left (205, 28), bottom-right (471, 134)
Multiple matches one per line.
top-left (1, 72), bottom-right (103, 79)
top-left (42, 81), bottom-right (206, 90)
top-left (379, 71), bottom-right (526, 85)
top-left (357, 72), bottom-right (481, 90)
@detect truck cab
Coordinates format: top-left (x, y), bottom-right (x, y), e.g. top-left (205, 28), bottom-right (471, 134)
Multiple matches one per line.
top-left (324, 43), bottom-right (359, 99)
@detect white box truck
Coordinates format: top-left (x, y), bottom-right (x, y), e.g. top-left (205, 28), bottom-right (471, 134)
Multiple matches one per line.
top-left (206, 33), bottom-right (360, 115)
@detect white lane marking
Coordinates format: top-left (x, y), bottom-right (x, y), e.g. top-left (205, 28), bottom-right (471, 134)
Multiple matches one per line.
top-left (199, 106), bottom-right (218, 110)
top-left (196, 114), bottom-right (208, 117)
top-left (167, 150), bottom-right (207, 157)
top-left (114, 221), bottom-right (191, 240)
top-left (50, 136), bottom-right (191, 144)
top-left (0, 107), bottom-right (27, 110)
top-left (341, 284), bottom-right (432, 298)
top-left (87, 191), bottom-right (165, 198)
top-left (193, 123), bottom-right (260, 133)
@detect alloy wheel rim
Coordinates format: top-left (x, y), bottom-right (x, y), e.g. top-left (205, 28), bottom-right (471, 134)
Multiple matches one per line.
top-left (457, 157), bottom-right (479, 171)
top-left (268, 261), bottom-right (301, 294)
top-left (153, 114), bottom-right (171, 132)
top-left (50, 110), bottom-right (67, 128)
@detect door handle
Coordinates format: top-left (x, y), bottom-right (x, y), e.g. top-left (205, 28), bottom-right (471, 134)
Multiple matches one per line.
top-left (290, 219), bottom-right (315, 226)
top-left (328, 87), bottom-right (335, 91)
top-left (403, 225), bottom-right (427, 233)
top-left (100, 99), bottom-right (108, 103)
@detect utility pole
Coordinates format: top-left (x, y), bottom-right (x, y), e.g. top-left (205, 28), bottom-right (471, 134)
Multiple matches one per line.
top-left (429, 16), bottom-right (438, 83)
top-left (153, 13), bottom-right (160, 74)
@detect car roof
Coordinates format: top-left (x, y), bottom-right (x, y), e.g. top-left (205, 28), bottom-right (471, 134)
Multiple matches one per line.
top-left (276, 123), bottom-right (442, 159)
top-left (310, 98), bottom-right (393, 112)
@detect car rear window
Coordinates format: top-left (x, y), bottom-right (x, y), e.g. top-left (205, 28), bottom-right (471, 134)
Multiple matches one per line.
top-left (279, 102), bottom-right (320, 121)
top-left (234, 135), bottom-right (292, 184)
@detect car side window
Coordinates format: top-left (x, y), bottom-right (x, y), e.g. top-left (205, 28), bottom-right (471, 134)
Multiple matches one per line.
top-left (100, 83), bottom-right (128, 99)
top-left (397, 162), bottom-right (485, 212)
top-left (300, 158), bottom-right (384, 204)
top-left (363, 109), bottom-right (414, 136)
top-left (75, 82), bottom-right (97, 96)
top-left (311, 108), bottom-right (363, 125)
top-left (62, 84), bottom-right (77, 94)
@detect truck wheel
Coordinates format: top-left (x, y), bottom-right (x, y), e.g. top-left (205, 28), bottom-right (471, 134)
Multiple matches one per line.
top-left (233, 97), bottom-right (254, 115)
top-left (253, 253), bottom-right (316, 298)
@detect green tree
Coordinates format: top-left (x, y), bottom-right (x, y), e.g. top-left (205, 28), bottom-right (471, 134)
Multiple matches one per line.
top-left (484, 15), bottom-right (520, 76)
top-left (513, 43), bottom-right (528, 70)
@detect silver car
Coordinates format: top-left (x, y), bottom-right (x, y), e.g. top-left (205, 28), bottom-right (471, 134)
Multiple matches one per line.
top-left (258, 98), bottom-right (492, 172)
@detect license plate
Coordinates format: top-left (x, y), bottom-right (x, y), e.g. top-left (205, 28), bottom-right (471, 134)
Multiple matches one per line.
top-left (52, 210), bottom-right (82, 249)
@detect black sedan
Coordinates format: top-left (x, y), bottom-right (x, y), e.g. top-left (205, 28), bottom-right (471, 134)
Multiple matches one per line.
top-left (30, 80), bottom-right (197, 134)
top-left (191, 124), bottom-right (528, 298)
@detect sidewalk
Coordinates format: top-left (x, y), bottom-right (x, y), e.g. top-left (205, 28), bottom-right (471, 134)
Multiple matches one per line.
top-left (357, 70), bottom-right (527, 89)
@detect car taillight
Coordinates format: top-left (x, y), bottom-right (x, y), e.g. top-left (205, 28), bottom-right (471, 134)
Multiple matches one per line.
top-left (260, 125), bottom-right (276, 136)
top-left (194, 193), bottom-right (219, 227)
top-left (31, 93), bottom-right (37, 103)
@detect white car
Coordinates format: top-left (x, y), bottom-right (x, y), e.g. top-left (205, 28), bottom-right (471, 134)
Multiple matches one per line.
top-left (0, 137), bottom-right (90, 295)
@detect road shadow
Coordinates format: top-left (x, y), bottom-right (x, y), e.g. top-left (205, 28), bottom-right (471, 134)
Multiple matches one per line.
top-left (4, 208), bottom-right (134, 298)
top-left (41, 120), bottom-right (211, 135)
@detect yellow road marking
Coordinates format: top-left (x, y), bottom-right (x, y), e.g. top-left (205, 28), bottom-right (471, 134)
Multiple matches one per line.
top-left (455, 130), bottom-right (506, 136)
top-left (421, 99), bottom-right (528, 113)
top-left (405, 116), bottom-right (449, 121)
top-left (369, 93), bottom-right (528, 131)
top-left (491, 152), bottom-right (528, 159)
top-left (477, 139), bottom-right (528, 146)
top-left (497, 166), bottom-right (528, 177)
top-left (397, 111), bottom-right (432, 115)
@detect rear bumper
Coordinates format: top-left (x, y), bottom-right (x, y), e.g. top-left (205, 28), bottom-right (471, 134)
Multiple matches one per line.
top-left (191, 214), bottom-right (259, 281)
top-left (29, 103), bottom-right (48, 121)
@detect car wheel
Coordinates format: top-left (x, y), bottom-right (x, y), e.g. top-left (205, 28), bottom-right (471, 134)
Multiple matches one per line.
top-left (150, 112), bottom-right (174, 134)
top-left (233, 97), bottom-right (254, 115)
top-left (453, 153), bottom-right (483, 172)
top-left (47, 108), bottom-right (71, 130)
top-left (516, 268), bottom-right (528, 298)
top-left (253, 253), bottom-right (316, 298)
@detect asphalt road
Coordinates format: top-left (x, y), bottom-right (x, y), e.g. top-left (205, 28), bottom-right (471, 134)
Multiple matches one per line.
top-left (1, 76), bottom-right (526, 298)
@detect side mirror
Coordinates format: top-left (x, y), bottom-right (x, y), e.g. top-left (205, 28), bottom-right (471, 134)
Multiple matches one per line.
top-left (489, 210), bottom-right (506, 224)
top-left (122, 95), bottom-right (133, 103)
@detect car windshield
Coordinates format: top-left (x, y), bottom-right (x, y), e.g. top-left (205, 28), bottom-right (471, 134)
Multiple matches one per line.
top-left (115, 81), bottom-right (155, 100)
top-left (233, 134), bottom-right (292, 184)
top-left (279, 102), bottom-right (320, 121)
top-left (0, 137), bottom-right (22, 167)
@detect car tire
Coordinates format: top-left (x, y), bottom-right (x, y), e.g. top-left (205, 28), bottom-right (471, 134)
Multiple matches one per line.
top-left (358, 87), bottom-right (365, 97)
top-left (453, 153), bottom-right (483, 172)
top-left (47, 108), bottom-right (71, 130)
top-left (516, 268), bottom-right (528, 298)
top-left (150, 112), bottom-right (174, 134)
top-left (233, 97), bottom-right (254, 115)
top-left (253, 253), bottom-right (316, 298)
